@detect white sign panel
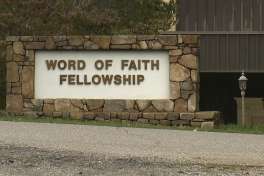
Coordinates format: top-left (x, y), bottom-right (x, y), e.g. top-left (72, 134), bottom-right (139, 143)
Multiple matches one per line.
top-left (35, 51), bottom-right (170, 99)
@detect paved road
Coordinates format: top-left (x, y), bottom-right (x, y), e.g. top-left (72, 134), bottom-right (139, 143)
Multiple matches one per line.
top-left (0, 121), bottom-right (264, 166)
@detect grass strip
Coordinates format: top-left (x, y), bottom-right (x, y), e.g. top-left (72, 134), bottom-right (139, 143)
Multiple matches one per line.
top-left (0, 115), bottom-right (264, 134)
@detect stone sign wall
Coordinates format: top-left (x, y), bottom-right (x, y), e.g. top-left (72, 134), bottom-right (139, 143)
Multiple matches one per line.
top-left (5, 35), bottom-right (220, 127)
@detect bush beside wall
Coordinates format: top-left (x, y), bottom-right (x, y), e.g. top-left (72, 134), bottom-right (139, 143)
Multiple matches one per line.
top-left (0, 0), bottom-right (176, 40)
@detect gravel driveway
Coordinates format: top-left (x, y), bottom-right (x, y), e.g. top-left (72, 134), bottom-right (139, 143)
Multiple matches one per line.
top-left (0, 144), bottom-right (264, 176)
top-left (0, 121), bottom-right (264, 175)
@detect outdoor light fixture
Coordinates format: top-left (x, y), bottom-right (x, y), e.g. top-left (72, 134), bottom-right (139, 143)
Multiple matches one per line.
top-left (238, 71), bottom-right (248, 127)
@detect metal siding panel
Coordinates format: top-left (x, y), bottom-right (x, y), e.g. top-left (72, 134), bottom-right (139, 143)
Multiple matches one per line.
top-left (215, 0), bottom-right (223, 31)
top-left (248, 35), bottom-right (256, 71)
top-left (222, 35), bottom-right (228, 71)
top-left (182, 0), bottom-right (188, 31)
top-left (206, 0), bottom-right (215, 31)
top-left (204, 35), bottom-right (216, 72)
top-left (208, 35), bottom-right (217, 71)
top-left (259, 35), bottom-right (264, 70)
top-left (256, 35), bottom-right (260, 71)
top-left (216, 35), bottom-right (221, 72)
top-left (226, 35), bottom-right (231, 71)
top-left (177, 0), bottom-right (186, 31)
top-left (240, 0), bottom-right (244, 31)
top-left (224, 0), bottom-right (233, 31)
top-left (200, 34), bottom-right (264, 73)
top-left (217, 35), bottom-right (225, 71)
top-left (243, 0), bottom-right (251, 31)
top-left (229, 0), bottom-right (235, 31)
top-left (234, 0), bottom-right (242, 31)
top-left (228, 35), bottom-right (234, 71)
top-left (176, 0), bottom-right (181, 30)
top-left (262, 0), bottom-right (264, 30)
top-left (252, 0), bottom-right (261, 31)
top-left (252, 35), bottom-right (258, 72)
top-left (182, 0), bottom-right (190, 31)
top-left (261, 0), bottom-right (263, 30)
top-left (214, 35), bottom-right (220, 71)
top-left (206, 35), bottom-right (215, 72)
top-left (238, 35), bottom-right (246, 70)
top-left (190, 0), bottom-right (198, 31)
top-left (259, 35), bottom-right (264, 71)
top-left (231, 35), bottom-right (240, 70)
top-left (216, 36), bottom-right (223, 70)
top-left (255, 35), bottom-right (260, 71)
top-left (177, 0), bottom-right (264, 32)
top-left (197, 0), bottom-right (207, 31)
top-left (207, 35), bottom-right (214, 71)
top-left (258, 35), bottom-right (263, 71)
top-left (200, 36), bottom-right (207, 71)
top-left (200, 35), bottom-right (213, 71)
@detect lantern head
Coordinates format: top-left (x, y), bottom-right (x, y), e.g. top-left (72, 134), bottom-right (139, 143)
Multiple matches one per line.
top-left (238, 71), bottom-right (248, 91)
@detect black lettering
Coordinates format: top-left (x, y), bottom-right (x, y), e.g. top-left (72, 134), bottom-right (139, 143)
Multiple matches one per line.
top-left (95, 60), bottom-right (104, 70)
top-left (123, 75), bottom-right (131, 85)
top-left (84, 75), bottom-right (91, 85)
top-left (46, 60), bottom-right (57, 70)
top-left (105, 60), bottom-right (113, 70)
top-left (76, 75), bottom-right (84, 85)
top-left (142, 60), bottom-right (150, 70)
top-left (151, 60), bottom-right (159, 70)
top-left (137, 75), bottom-right (145, 85)
top-left (102, 75), bottom-right (113, 85)
top-left (138, 60), bottom-right (141, 70)
top-left (114, 75), bottom-right (122, 85)
top-left (121, 60), bottom-right (129, 70)
top-left (128, 60), bottom-right (137, 70)
top-left (92, 75), bottom-right (101, 85)
top-left (59, 75), bottom-right (67, 85)
top-left (78, 60), bottom-right (86, 70)
top-left (68, 60), bottom-right (76, 70)
top-left (68, 75), bottom-right (75, 85)
top-left (132, 75), bottom-right (136, 85)
top-left (58, 60), bottom-right (67, 70)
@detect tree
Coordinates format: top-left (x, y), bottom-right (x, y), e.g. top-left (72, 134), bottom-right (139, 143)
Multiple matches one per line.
top-left (0, 0), bottom-right (176, 39)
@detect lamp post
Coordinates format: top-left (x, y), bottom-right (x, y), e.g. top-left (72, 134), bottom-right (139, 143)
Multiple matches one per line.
top-left (238, 71), bottom-right (248, 127)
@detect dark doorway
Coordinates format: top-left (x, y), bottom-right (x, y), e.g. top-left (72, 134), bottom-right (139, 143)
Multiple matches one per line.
top-left (200, 73), bottom-right (264, 124)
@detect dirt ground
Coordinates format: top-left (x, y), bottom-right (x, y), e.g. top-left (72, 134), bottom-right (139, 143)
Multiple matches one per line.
top-left (0, 144), bottom-right (264, 176)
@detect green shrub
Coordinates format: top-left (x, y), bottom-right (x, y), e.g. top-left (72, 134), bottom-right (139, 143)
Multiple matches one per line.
top-left (0, 0), bottom-right (176, 39)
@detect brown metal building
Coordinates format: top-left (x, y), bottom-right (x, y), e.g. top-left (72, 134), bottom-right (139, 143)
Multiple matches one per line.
top-left (177, 0), bottom-right (264, 72)
top-left (174, 0), bottom-right (264, 123)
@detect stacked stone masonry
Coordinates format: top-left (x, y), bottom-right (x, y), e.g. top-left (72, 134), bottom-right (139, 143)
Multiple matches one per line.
top-left (5, 35), bottom-right (219, 128)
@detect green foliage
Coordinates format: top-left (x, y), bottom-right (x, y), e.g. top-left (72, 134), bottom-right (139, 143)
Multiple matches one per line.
top-left (0, 0), bottom-right (176, 38)
top-left (102, 0), bottom-right (176, 34)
